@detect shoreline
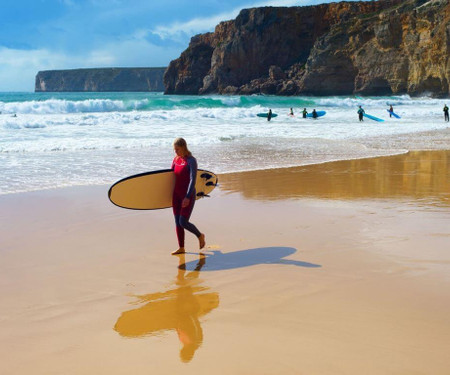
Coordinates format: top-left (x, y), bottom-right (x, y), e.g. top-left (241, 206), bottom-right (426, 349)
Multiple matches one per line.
top-left (1, 130), bottom-right (449, 196)
top-left (1, 150), bottom-right (449, 374)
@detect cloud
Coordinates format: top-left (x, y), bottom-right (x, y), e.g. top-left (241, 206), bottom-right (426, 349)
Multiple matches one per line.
top-left (152, 13), bottom-right (235, 42)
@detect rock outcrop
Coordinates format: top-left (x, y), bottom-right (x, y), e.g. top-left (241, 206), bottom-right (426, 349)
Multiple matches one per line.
top-left (35, 67), bottom-right (166, 92)
top-left (164, 0), bottom-right (449, 97)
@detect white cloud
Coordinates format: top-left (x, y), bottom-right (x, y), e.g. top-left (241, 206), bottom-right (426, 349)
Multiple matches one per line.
top-left (152, 13), bottom-right (236, 41)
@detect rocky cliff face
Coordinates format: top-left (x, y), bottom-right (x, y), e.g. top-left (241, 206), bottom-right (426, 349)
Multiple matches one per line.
top-left (164, 0), bottom-right (449, 97)
top-left (35, 67), bottom-right (166, 92)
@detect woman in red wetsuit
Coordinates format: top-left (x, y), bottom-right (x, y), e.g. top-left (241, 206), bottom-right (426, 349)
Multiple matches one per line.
top-left (171, 138), bottom-right (206, 255)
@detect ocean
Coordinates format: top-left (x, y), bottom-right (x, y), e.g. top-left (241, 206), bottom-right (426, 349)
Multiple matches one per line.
top-left (0, 91), bottom-right (449, 195)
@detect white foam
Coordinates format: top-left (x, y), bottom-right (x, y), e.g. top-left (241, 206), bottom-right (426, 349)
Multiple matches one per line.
top-left (1, 95), bottom-right (449, 194)
top-left (0, 98), bottom-right (152, 114)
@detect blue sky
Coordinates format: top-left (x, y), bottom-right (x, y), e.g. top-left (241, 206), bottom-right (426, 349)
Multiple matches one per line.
top-left (0, 0), bottom-right (353, 91)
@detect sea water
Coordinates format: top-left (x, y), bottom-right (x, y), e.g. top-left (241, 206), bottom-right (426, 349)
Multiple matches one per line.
top-left (0, 92), bottom-right (449, 195)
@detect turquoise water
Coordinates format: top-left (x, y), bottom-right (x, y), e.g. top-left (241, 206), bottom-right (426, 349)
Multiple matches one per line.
top-left (1, 92), bottom-right (448, 194)
top-left (0, 91), bottom-right (318, 112)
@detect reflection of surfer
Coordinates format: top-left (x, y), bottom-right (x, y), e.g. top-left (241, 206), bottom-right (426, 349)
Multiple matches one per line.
top-left (113, 254), bottom-right (219, 363)
top-left (171, 138), bottom-right (206, 255)
top-left (444, 104), bottom-right (449, 122)
top-left (357, 106), bottom-right (365, 121)
top-left (176, 254), bottom-right (206, 362)
top-left (388, 105), bottom-right (394, 118)
top-left (267, 109), bottom-right (272, 121)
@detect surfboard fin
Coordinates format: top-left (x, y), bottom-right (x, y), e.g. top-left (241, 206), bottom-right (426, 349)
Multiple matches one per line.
top-left (197, 192), bottom-right (210, 198)
top-left (206, 181), bottom-right (217, 186)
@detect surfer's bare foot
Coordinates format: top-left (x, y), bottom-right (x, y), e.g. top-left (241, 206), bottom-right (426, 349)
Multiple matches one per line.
top-left (171, 247), bottom-right (185, 255)
top-left (198, 233), bottom-right (206, 250)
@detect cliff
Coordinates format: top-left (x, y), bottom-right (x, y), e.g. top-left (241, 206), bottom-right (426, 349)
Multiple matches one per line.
top-left (35, 67), bottom-right (166, 92)
top-left (164, 0), bottom-right (449, 97)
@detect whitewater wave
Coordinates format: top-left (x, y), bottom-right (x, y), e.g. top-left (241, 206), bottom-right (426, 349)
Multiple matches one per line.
top-left (315, 95), bottom-right (446, 108)
top-left (1, 92), bottom-right (447, 115)
top-left (0, 98), bottom-right (136, 114)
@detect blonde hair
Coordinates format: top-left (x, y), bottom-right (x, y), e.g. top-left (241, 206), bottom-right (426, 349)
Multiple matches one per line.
top-left (173, 137), bottom-right (192, 157)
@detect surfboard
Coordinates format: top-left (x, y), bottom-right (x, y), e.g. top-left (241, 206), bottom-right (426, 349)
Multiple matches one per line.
top-left (257, 113), bottom-right (278, 118)
top-left (108, 169), bottom-right (218, 210)
top-left (387, 109), bottom-right (401, 119)
top-left (306, 110), bottom-right (326, 118)
top-left (363, 113), bottom-right (384, 122)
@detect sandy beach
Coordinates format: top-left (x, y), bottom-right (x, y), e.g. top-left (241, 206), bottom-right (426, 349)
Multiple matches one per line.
top-left (0, 150), bottom-right (449, 374)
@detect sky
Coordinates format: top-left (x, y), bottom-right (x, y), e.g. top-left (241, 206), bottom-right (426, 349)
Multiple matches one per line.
top-left (0, 0), bottom-right (356, 91)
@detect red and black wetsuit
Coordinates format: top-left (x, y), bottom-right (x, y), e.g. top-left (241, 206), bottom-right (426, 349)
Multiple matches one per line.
top-left (171, 155), bottom-right (201, 247)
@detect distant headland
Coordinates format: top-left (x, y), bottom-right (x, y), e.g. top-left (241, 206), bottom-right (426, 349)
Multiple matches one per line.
top-left (35, 67), bottom-right (166, 92)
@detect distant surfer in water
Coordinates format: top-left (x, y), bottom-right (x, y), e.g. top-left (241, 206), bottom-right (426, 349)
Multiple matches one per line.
top-left (302, 108), bottom-right (308, 119)
top-left (267, 109), bottom-right (273, 121)
top-left (171, 138), bottom-right (206, 255)
top-left (289, 108), bottom-right (294, 116)
top-left (312, 109), bottom-right (318, 119)
top-left (388, 105), bottom-right (394, 118)
top-left (444, 104), bottom-right (449, 122)
top-left (357, 106), bottom-right (365, 121)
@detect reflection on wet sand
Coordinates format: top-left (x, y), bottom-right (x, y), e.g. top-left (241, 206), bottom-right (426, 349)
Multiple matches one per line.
top-left (114, 255), bottom-right (219, 362)
top-left (219, 151), bottom-right (449, 205)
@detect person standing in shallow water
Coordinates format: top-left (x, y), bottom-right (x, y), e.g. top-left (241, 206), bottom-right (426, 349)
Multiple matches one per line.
top-left (302, 108), bottom-right (308, 118)
top-left (444, 104), bottom-right (449, 122)
top-left (357, 106), bottom-right (365, 121)
top-left (171, 138), bottom-right (205, 255)
top-left (389, 105), bottom-right (394, 118)
top-left (267, 109), bottom-right (272, 121)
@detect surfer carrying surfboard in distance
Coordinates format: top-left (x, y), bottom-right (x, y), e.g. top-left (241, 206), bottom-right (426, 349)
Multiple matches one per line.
top-left (357, 106), bottom-right (365, 121)
top-left (267, 109), bottom-right (273, 121)
top-left (388, 105), bottom-right (394, 118)
top-left (171, 138), bottom-right (206, 255)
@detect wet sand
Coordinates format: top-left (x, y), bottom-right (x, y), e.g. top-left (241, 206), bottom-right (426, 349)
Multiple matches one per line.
top-left (0, 150), bottom-right (449, 374)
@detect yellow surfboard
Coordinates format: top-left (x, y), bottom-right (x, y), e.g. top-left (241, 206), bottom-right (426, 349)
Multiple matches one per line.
top-left (108, 169), bottom-right (218, 210)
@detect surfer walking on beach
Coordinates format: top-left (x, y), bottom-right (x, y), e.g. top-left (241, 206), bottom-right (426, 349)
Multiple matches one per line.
top-left (357, 106), bottom-right (365, 121)
top-left (444, 104), bottom-right (449, 122)
top-left (171, 138), bottom-right (206, 255)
